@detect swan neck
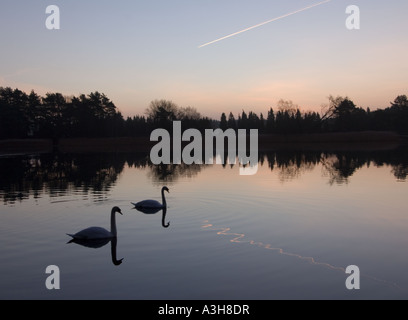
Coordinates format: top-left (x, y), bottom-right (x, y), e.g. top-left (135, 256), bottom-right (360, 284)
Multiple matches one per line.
top-left (161, 188), bottom-right (167, 207)
top-left (110, 210), bottom-right (117, 236)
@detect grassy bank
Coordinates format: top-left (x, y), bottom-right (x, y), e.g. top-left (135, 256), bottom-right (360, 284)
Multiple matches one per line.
top-left (0, 131), bottom-right (405, 155)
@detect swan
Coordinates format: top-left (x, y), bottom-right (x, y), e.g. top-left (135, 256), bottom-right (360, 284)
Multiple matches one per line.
top-left (67, 206), bottom-right (122, 240)
top-left (132, 186), bottom-right (169, 209)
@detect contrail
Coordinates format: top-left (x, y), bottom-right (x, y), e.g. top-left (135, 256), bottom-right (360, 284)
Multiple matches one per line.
top-left (198, 0), bottom-right (332, 48)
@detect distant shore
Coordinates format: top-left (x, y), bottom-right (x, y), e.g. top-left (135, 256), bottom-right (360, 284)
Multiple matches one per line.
top-left (0, 131), bottom-right (406, 155)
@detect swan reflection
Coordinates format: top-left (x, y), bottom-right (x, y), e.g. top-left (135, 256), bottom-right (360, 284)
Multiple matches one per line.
top-left (133, 206), bottom-right (170, 229)
top-left (67, 236), bottom-right (123, 266)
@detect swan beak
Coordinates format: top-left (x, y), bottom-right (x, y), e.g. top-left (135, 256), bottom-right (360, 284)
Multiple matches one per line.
top-left (119, 210), bottom-right (123, 215)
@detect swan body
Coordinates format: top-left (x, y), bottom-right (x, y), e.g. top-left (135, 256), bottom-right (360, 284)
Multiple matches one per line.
top-left (132, 200), bottom-right (162, 209)
top-left (67, 206), bottom-right (122, 240)
top-left (132, 186), bottom-right (169, 209)
top-left (134, 206), bottom-right (162, 214)
top-left (67, 227), bottom-right (113, 240)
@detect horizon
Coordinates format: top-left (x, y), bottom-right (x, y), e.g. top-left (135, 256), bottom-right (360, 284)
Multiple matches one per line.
top-left (0, 85), bottom-right (403, 121)
top-left (1, 1), bottom-right (407, 119)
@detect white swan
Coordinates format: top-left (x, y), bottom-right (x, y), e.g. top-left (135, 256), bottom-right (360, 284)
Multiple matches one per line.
top-left (67, 206), bottom-right (122, 240)
top-left (132, 186), bottom-right (169, 209)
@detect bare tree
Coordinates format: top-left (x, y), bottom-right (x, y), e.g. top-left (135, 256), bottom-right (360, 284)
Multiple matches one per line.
top-left (145, 99), bottom-right (179, 123)
top-left (178, 106), bottom-right (201, 120)
top-left (320, 95), bottom-right (348, 122)
top-left (277, 99), bottom-right (298, 117)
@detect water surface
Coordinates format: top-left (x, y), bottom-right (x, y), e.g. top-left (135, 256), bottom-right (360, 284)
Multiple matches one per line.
top-left (0, 148), bottom-right (407, 299)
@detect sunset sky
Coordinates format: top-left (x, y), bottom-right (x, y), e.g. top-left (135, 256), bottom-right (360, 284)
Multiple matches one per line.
top-left (1, 0), bottom-right (407, 118)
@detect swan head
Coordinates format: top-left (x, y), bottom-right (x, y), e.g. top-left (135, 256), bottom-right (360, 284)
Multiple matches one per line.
top-left (162, 186), bottom-right (169, 193)
top-left (112, 206), bottom-right (123, 215)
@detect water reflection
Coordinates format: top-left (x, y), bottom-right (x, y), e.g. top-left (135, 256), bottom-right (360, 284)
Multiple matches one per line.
top-left (66, 206), bottom-right (124, 266)
top-left (320, 153), bottom-right (366, 185)
top-left (260, 147), bottom-right (407, 183)
top-left (147, 163), bottom-right (203, 183)
top-left (67, 236), bottom-right (123, 266)
top-left (202, 220), bottom-right (400, 289)
top-left (0, 153), bottom-right (128, 204)
top-left (133, 206), bottom-right (171, 228)
top-left (1, 146), bottom-right (407, 204)
top-left (259, 148), bottom-right (408, 184)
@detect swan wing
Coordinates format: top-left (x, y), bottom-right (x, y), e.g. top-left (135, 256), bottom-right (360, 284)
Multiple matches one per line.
top-left (68, 227), bottom-right (113, 240)
top-left (132, 200), bottom-right (163, 209)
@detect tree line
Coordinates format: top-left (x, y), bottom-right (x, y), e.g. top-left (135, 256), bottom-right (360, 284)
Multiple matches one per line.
top-left (0, 86), bottom-right (407, 140)
top-left (220, 96), bottom-right (408, 134)
top-left (0, 87), bottom-right (214, 139)
top-left (0, 87), bottom-right (125, 139)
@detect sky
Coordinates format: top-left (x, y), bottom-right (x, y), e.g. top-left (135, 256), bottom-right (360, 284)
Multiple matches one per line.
top-left (0, 0), bottom-right (407, 119)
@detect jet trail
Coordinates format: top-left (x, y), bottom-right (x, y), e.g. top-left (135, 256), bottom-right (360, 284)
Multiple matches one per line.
top-left (198, 0), bottom-right (331, 48)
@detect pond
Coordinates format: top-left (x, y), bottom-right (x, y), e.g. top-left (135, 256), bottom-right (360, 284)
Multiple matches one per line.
top-left (0, 147), bottom-right (407, 299)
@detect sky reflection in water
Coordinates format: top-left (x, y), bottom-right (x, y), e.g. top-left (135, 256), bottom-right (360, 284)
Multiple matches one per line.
top-left (0, 148), bottom-right (407, 299)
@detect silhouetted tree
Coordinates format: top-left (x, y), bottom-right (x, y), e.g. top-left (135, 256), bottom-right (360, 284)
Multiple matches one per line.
top-left (227, 112), bottom-right (237, 130)
top-left (145, 99), bottom-right (178, 131)
top-left (321, 95), bottom-right (346, 122)
top-left (303, 111), bottom-right (321, 133)
top-left (259, 113), bottom-right (265, 133)
top-left (178, 106), bottom-right (201, 121)
top-left (392, 95), bottom-right (408, 108)
top-left (333, 99), bottom-right (357, 131)
top-left (266, 108), bottom-right (275, 133)
top-left (41, 92), bottom-right (68, 138)
top-left (220, 113), bottom-right (228, 131)
top-left (320, 95), bottom-right (369, 132)
top-left (388, 95), bottom-right (408, 133)
top-left (295, 109), bottom-right (302, 133)
top-left (0, 87), bottom-right (31, 138)
top-left (124, 116), bottom-right (149, 136)
top-left (238, 111), bottom-right (248, 130)
top-left (247, 111), bottom-right (259, 130)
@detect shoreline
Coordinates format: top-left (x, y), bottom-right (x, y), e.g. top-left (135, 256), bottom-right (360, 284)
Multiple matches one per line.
top-left (0, 131), bottom-right (406, 155)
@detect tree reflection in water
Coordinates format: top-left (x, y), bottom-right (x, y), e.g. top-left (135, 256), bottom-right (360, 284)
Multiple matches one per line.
top-left (0, 146), bottom-right (407, 204)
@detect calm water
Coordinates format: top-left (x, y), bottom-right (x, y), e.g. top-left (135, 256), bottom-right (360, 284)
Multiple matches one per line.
top-left (0, 147), bottom-right (408, 300)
